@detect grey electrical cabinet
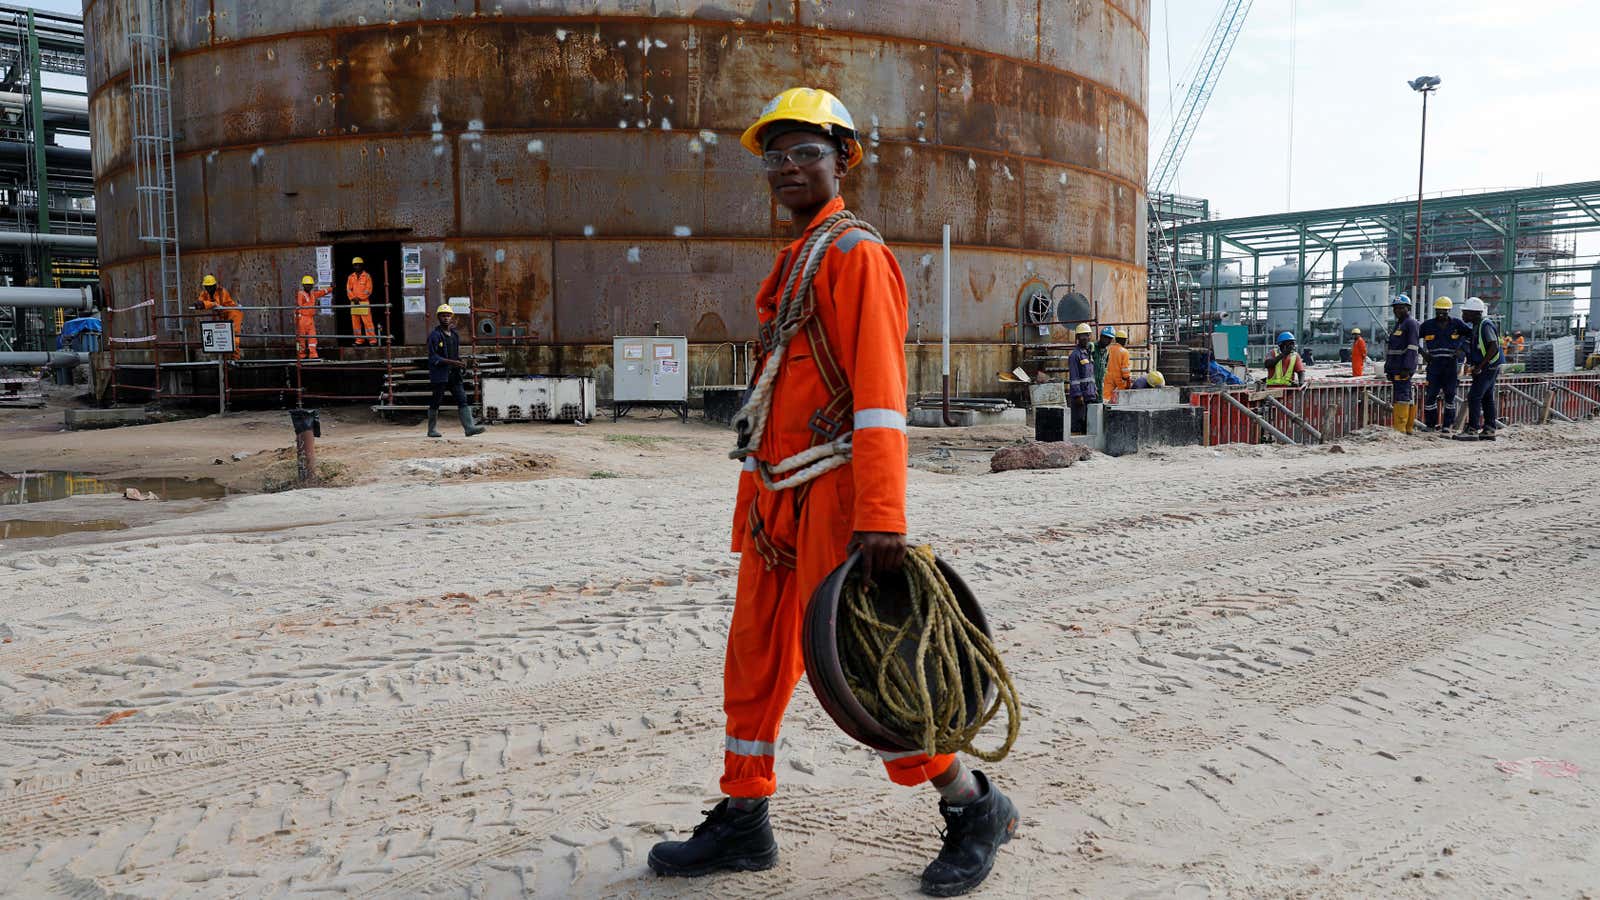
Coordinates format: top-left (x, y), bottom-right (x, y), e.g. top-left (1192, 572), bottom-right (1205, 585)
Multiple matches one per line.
top-left (613, 336), bottom-right (689, 420)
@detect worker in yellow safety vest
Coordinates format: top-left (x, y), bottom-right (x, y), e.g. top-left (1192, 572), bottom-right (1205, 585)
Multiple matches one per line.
top-left (1264, 331), bottom-right (1305, 388)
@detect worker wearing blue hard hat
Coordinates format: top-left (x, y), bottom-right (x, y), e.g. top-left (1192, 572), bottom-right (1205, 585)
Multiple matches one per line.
top-left (1386, 295), bottom-right (1421, 433)
top-left (1264, 332), bottom-right (1304, 388)
top-left (1091, 325), bottom-right (1114, 391)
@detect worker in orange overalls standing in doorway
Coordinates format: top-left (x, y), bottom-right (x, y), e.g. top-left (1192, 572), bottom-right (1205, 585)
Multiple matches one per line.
top-left (1102, 327), bottom-right (1132, 403)
top-left (192, 274), bottom-right (242, 361)
top-left (1350, 328), bottom-right (1367, 377)
top-left (294, 275), bottom-right (330, 360)
top-left (647, 87), bottom-right (1019, 897)
top-left (346, 257), bottom-right (376, 346)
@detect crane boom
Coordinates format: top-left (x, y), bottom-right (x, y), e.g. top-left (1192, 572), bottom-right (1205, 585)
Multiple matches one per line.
top-left (1148, 0), bottom-right (1253, 196)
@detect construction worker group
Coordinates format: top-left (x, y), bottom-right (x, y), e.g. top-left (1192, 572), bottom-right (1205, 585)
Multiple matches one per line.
top-left (188, 260), bottom-right (381, 362)
top-left (1063, 323), bottom-right (1143, 433)
top-left (1272, 294), bottom-right (1503, 441)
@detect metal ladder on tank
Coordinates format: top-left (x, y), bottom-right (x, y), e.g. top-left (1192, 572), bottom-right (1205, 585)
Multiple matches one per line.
top-left (127, 0), bottom-right (183, 355)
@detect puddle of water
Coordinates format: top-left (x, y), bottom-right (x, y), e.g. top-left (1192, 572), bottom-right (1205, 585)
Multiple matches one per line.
top-left (0, 471), bottom-right (230, 506)
top-left (0, 519), bottom-right (130, 540)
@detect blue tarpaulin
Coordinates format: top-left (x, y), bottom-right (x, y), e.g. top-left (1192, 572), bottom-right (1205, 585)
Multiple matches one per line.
top-left (57, 317), bottom-right (101, 350)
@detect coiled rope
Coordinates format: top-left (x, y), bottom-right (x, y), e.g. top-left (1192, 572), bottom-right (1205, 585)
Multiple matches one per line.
top-left (840, 546), bottom-right (1021, 762)
top-left (730, 209), bottom-right (881, 492)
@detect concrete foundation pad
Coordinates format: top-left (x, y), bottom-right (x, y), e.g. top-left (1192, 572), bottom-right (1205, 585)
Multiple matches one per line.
top-left (65, 407), bottom-right (158, 430)
top-left (1101, 405), bottom-right (1205, 457)
top-left (1114, 387), bottom-right (1183, 409)
top-left (909, 407), bottom-right (1026, 428)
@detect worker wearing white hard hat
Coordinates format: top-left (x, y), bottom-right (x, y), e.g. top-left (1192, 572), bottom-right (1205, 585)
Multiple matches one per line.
top-left (1350, 327), bottom-right (1368, 377)
top-left (424, 302), bottom-right (483, 439)
top-left (1458, 297), bottom-right (1502, 440)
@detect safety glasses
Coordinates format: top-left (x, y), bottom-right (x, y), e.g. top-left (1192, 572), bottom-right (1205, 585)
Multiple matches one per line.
top-left (761, 143), bottom-right (836, 171)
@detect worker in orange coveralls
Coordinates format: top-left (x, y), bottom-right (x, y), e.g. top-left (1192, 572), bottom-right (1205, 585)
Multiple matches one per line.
top-left (646, 88), bottom-right (1018, 898)
top-left (1350, 328), bottom-right (1367, 377)
top-left (346, 257), bottom-right (376, 345)
top-left (192, 274), bottom-right (242, 360)
top-left (294, 275), bottom-right (329, 360)
top-left (1102, 327), bottom-right (1133, 402)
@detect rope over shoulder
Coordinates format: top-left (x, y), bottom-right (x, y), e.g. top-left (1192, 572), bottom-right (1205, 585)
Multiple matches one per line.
top-left (840, 546), bottom-right (1022, 762)
top-left (730, 209), bottom-right (883, 493)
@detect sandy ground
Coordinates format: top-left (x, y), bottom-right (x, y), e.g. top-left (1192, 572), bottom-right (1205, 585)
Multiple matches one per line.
top-left (2, 398), bottom-right (1598, 898)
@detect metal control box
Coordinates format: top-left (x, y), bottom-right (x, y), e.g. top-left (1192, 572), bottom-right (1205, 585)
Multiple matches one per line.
top-left (482, 376), bottom-right (596, 423)
top-left (613, 336), bottom-right (688, 403)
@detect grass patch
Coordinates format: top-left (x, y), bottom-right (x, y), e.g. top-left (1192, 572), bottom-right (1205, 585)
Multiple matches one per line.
top-left (603, 434), bottom-right (672, 448)
top-left (589, 470), bottom-right (622, 479)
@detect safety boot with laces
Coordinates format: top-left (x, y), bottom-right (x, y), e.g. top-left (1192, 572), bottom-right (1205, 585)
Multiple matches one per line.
top-left (920, 771), bottom-right (1019, 896)
top-left (647, 798), bottom-right (778, 877)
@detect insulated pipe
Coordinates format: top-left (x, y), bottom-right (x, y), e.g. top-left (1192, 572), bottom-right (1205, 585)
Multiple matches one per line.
top-left (0, 350), bottom-right (86, 367)
top-left (0, 90), bottom-right (89, 116)
top-left (0, 285), bottom-right (93, 309)
top-left (0, 230), bottom-right (96, 249)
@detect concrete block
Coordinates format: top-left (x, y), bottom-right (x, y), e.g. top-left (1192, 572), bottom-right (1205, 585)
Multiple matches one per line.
top-left (1113, 387), bottom-right (1183, 409)
top-left (909, 407), bottom-right (1025, 429)
top-left (65, 407), bottom-right (157, 430)
top-left (1101, 405), bottom-right (1205, 457)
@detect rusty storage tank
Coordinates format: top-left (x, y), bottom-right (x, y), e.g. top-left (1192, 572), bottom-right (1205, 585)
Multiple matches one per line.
top-left (86, 1), bottom-right (1148, 395)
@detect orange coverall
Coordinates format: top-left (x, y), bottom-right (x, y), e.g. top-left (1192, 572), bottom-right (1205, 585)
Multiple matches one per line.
top-left (723, 195), bottom-right (954, 799)
top-left (1351, 336), bottom-right (1367, 377)
top-left (195, 288), bottom-right (243, 360)
top-left (347, 271), bottom-right (376, 345)
top-left (1102, 341), bottom-right (1132, 402)
top-left (295, 287), bottom-right (329, 359)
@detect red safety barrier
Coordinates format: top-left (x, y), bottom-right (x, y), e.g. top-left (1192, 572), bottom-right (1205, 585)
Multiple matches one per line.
top-left (1190, 372), bottom-right (1600, 446)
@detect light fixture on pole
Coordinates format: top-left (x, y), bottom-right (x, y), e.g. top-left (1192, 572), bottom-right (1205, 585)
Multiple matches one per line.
top-left (1408, 75), bottom-right (1441, 303)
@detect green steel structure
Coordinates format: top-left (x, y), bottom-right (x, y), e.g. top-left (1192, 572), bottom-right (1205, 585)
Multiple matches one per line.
top-left (1173, 180), bottom-right (1600, 354)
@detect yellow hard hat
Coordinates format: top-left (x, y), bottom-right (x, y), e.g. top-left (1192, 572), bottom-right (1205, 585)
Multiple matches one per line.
top-left (1073, 323), bottom-right (1092, 336)
top-left (352, 256), bottom-right (365, 265)
top-left (1147, 370), bottom-right (1166, 387)
top-left (301, 275), bottom-right (315, 285)
top-left (741, 87), bottom-right (865, 169)
top-left (1351, 327), bottom-right (1362, 335)
top-left (1114, 328), bottom-right (1128, 339)
top-left (202, 274), bottom-right (218, 287)
top-left (1433, 296), bottom-right (1453, 310)
top-left (436, 304), bottom-right (454, 315)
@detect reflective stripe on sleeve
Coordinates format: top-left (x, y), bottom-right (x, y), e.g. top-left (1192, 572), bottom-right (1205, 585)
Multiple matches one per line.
top-left (853, 408), bottom-right (907, 432)
top-left (877, 748), bottom-right (926, 761)
top-left (726, 736), bottom-right (776, 757)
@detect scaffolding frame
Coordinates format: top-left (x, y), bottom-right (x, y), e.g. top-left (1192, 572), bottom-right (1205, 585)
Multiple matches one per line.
top-left (1174, 181), bottom-right (1600, 349)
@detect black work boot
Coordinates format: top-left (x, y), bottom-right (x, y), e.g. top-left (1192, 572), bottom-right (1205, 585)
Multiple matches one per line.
top-left (1479, 428), bottom-right (1497, 441)
top-left (647, 798), bottom-right (778, 877)
top-left (920, 771), bottom-right (1019, 897)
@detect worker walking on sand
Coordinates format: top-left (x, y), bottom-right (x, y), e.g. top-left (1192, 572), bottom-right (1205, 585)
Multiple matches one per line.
top-left (1102, 328), bottom-right (1132, 403)
top-left (1350, 328), bottom-right (1367, 377)
top-left (1458, 296), bottom-right (1502, 441)
top-left (347, 258), bottom-right (377, 346)
top-left (1264, 331), bottom-right (1305, 388)
top-left (1092, 325), bottom-right (1113, 390)
top-left (1067, 323), bottom-right (1097, 434)
top-left (294, 276), bottom-right (329, 361)
top-left (1386, 295), bottom-right (1421, 434)
top-left (647, 87), bottom-right (1018, 897)
top-left (1418, 296), bottom-right (1469, 432)
top-left (192, 274), bottom-right (242, 361)
top-left (425, 304), bottom-right (485, 438)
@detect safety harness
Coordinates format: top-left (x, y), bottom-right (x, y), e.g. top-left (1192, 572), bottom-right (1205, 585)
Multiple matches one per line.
top-left (731, 209), bottom-right (883, 569)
